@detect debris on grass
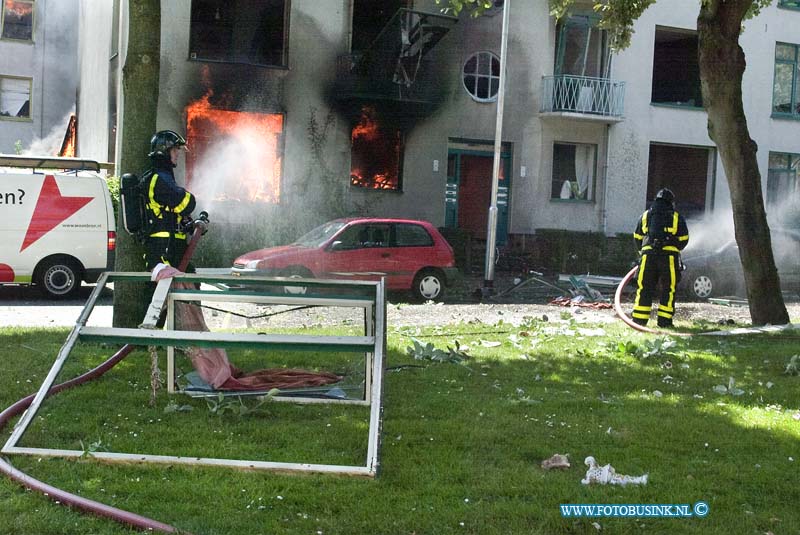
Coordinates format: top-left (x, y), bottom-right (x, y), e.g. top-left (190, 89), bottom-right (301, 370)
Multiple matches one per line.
top-left (406, 338), bottom-right (471, 365)
top-left (581, 456), bottom-right (648, 486)
top-left (713, 377), bottom-right (745, 396)
top-left (784, 355), bottom-right (800, 376)
top-left (541, 453), bottom-right (570, 470)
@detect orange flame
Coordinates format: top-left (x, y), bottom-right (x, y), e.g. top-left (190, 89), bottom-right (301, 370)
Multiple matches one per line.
top-left (351, 106), bottom-right (380, 142)
top-left (58, 114), bottom-right (77, 157)
top-left (5, 0), bottom-right (32, 17)
top-left (185, 91), bottom-right (283, 203)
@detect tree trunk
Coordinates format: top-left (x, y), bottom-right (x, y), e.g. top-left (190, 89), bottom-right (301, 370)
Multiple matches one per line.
top-left (697, 0), bottom-right (789, 325)
top-left (113, 0), bottom-right (161, 328)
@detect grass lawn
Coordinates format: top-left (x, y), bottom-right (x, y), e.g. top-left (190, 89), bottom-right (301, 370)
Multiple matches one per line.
top-left (1, 315), bottom-right (799, 535)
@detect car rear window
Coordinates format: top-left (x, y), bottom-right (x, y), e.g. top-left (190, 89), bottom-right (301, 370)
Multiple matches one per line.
top-left (395, 224), bottom-right (434, 247)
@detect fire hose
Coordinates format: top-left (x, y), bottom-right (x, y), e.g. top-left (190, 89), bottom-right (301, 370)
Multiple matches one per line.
top-left (614, 265), bottom-right (691, 338)
top-left (0, 214), bottom-right (210, 533)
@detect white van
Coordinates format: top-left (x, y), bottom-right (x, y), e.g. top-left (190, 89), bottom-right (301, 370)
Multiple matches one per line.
top-left (0, 155), bottom-right (116, 298)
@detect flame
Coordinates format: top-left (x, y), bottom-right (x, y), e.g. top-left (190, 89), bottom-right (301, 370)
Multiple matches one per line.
top-left (58, 114), bottom-right (77, 157)
top-left (5, 0), bottom-right (32, 17)
top-left (185, 91), bottom-right (283, 203)
top-left (350, 105), bottom-right (402, 190)
top-left (351, 106), bottom-right (380, 142)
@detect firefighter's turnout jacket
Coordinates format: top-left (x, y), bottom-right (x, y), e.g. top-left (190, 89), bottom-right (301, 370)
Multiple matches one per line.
top-left (631, 198), bottom-right (689, 327)
top-left (143, 164), bottom-right (196, 268)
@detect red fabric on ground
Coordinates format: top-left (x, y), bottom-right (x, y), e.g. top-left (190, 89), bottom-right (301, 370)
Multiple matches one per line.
top-left (154, 272), bottom-right (341, 391)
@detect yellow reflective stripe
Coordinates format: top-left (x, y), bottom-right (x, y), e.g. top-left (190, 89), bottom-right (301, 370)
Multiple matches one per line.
top-left (149, 232), bottom-right (187, 239)
top-left (642, 245), bottom-right (653, 250)
top-left (662, 245), bottom-right (680, 252)
top-left (634, 305), bottom-right (651, 312)
top-left (632, 312), bottom-right (650, 319)
top-left (148, 173), bottom-right (163, 218)
top-left (666, 255), bottom-right (677, 309)
top-left (633, 233), bottom-right (644, 240)
top-left (657, 310), bottom-right (673, 318)
top-left (678, 235), bottom-right (689, 241)
top-left (634, 255), bottom-right (647, 309)
top-left (658, 304), bottom-right (674, 313)
top-left (174, 192), bottom-right (192, 214)
top-left (667, 212), bottom-right (678, 233)
top-left (641, 212), bottom-right (649, 234)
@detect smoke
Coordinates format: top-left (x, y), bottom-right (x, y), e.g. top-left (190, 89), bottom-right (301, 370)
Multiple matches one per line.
top-left (683, 198), bottom-right (800, 265)
top-left (20, 108), bottom-right (75, 156)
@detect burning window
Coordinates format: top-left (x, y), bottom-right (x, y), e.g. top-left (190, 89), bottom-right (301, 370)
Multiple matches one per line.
top-left (350, 106), bottom-right (403, 191)
top-left (185, 92), bottom-right (283, 203)
top-left (2, 0), bottom-right (33, 41)
top-left (189, 0), bottom-right (288, 67)
top-left (0, 75), bottom-right (31, 119)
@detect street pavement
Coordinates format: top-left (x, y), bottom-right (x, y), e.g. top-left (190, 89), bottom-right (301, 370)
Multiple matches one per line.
top-left (0, 284), bottom-right (113, 328)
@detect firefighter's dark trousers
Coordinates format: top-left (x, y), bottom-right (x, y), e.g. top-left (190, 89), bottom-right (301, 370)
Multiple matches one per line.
top-left (633, 253), bottom-right (680, 327)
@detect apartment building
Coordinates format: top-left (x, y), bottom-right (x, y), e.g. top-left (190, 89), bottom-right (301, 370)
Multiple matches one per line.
top-left (79, 0), bottom-right (800, 253)
top-left (0, 0), bottom-right (78, 154)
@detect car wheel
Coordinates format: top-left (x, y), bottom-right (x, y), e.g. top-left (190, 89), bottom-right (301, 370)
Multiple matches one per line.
top-left (687, 272), bottom-right (715, 300)
top-left (36, 257), bottom-right (82, 299)
top-left (412, 269), bottom-right (445, 301)
top-left (281, 267), bottom-right (312, 295)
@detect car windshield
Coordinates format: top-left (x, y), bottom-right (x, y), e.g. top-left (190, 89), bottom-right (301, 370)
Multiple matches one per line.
top-left (293, 220), bottom-right (347, 247)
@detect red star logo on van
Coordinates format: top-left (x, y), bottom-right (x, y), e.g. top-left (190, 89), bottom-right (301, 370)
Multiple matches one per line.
top-left (20, 175), bottom-right (93, 252)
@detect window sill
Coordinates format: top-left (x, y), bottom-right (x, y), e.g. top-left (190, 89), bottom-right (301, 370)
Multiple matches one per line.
top-left (650, 102), bottom-right (705, 111)
top-left (350, 186), bottom-right (403, 194)
top-left (550, 198), bottom-right (594, 204)
top-left (0, 116), bottom-right (33, 122)
top-left (770, 112), bottom-right (800, 121)
top-left (0, 37), bottom-right (34, 44)
top-left (777, 3), bottom-right (800, 11)
top-left (188, 57), bottom-right (289, 71)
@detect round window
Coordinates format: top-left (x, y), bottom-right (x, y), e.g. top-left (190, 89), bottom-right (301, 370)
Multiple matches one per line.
top-left (462, 51), bottom-right (501, 102)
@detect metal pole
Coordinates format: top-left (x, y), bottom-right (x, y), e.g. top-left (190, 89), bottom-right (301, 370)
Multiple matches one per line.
top-left (483, 0), bottom-right (511, 295)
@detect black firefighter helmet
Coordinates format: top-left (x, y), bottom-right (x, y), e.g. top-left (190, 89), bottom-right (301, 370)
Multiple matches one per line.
top-left (148, 130), bottom-right (187, 160)
top-left (655, 187), bottom-right (675, 205)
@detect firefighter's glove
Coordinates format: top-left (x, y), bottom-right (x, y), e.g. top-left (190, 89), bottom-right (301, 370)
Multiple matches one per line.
top-left (179, 216), bottom-right (194, 235)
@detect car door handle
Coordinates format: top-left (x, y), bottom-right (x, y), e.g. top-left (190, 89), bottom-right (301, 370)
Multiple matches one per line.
top-left (381, 252), bottom-right (390, 258)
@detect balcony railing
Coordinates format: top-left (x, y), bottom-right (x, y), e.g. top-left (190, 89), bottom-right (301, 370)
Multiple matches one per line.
top-left (541, 75), bottom-right (625, 119)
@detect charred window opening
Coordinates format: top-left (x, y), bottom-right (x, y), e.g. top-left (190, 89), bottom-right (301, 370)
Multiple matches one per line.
top-left (2, 0), bottom-right (33, 41)
top-left (0, 75), bottom-right (31, 119)
top-left (189, 0), bottom-right (288, 67)
top-left (350, 0), bottom-right (406, 53)
top-left (185, 92), bottom-right (283, 203)
top-left (647, 143), bottom-right (713, 217)
top-left (652, 26), bottom-right (702, 108)
top-left (350, 106), bottom-right (403, 191)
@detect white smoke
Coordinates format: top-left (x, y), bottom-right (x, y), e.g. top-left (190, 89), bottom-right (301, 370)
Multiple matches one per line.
top-left (20, 108), bottom-right (75, 156)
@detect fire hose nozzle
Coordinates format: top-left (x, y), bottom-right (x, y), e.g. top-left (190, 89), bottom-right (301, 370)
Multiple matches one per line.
top-left (194, 211), bottom-right (210, 235)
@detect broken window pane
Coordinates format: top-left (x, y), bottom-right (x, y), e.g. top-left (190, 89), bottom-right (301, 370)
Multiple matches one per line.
top-left (0, 76), bottom-right (31, 119)
top-left (773, 42), bottom-right (800, 116)
top-left (2, 0), bottom-right (33, 41)
top-left (350, 106), bottom-right (403, 191)
top-left (462, 51), bottom-right (500, 102)
top-left (555, 16), bottom-right (608, 78)
top-left (189, 0), bottom-right (287, 67)
top-left (647, 143), bottom-right (712, 217)
top-left (551, 142), bottom-right (595, 201)
top-left (651, 26), bottom-right (702, 107)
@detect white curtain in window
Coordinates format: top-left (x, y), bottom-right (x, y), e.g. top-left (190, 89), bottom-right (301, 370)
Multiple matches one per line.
top-left (574, 144), bottom-right (593, 199)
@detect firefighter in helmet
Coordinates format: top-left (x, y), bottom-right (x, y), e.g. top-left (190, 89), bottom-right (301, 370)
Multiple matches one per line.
top-left (631, 188), bottom-right (690, 328)
top-left (142, 130), bottom-right (197, 271)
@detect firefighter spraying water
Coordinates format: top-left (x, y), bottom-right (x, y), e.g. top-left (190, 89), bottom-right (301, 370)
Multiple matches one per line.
top-left (630, 188), bottom-right (690, 328)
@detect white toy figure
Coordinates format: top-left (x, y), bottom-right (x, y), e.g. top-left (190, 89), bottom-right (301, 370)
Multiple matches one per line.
top-left (581, 456), bottom-right (648, 486)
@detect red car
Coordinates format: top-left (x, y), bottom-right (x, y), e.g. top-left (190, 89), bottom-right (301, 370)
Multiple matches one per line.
top-left (231, 218), bottom-right (458, 300)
